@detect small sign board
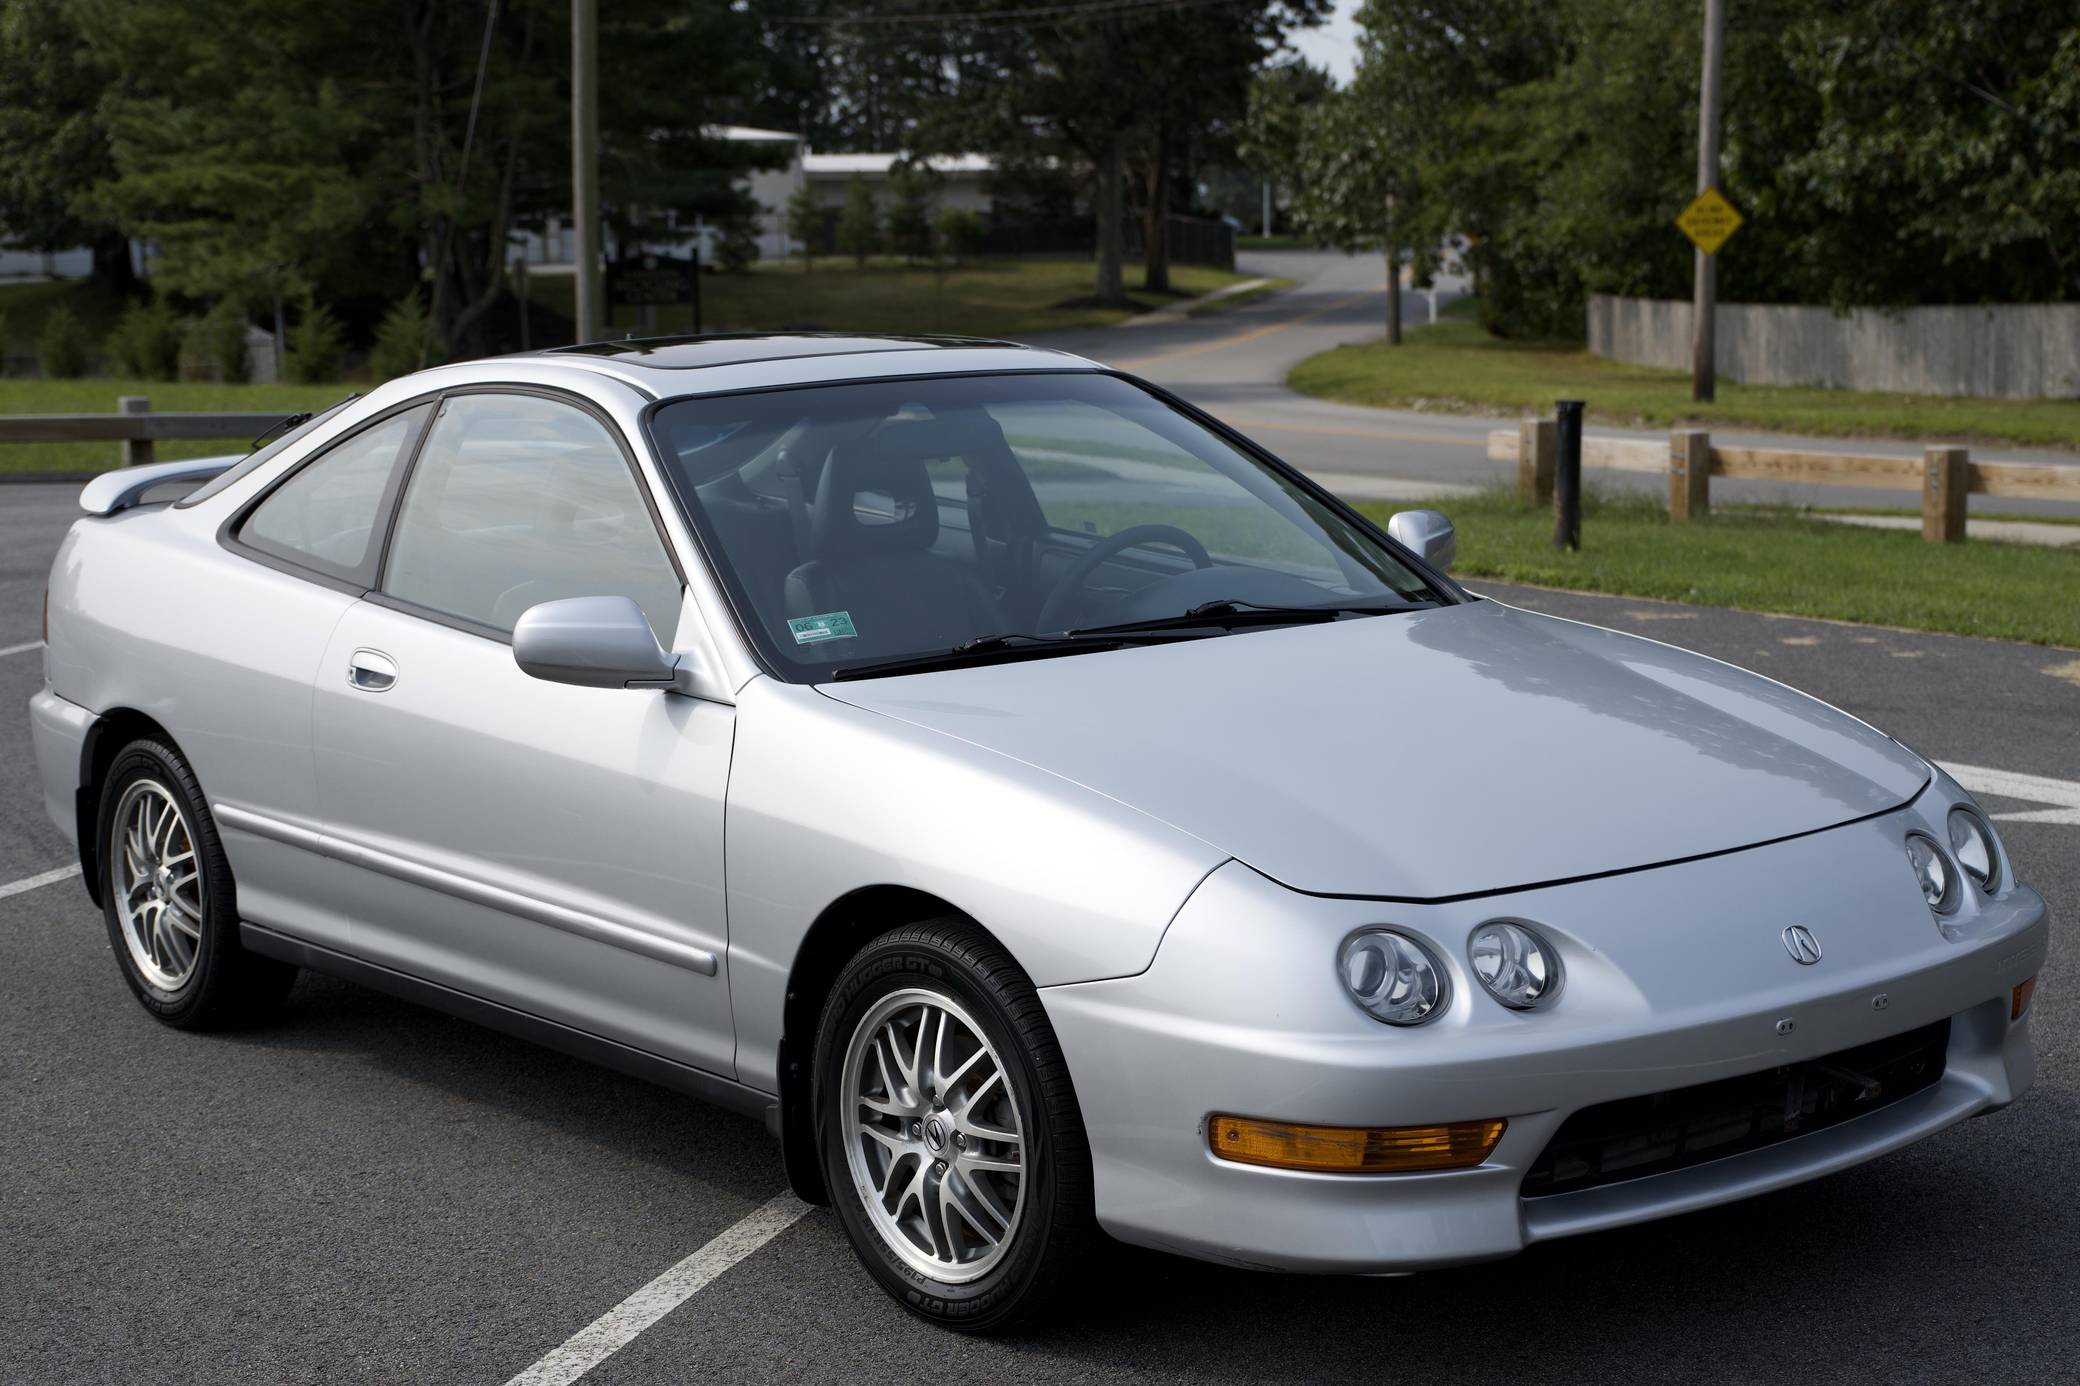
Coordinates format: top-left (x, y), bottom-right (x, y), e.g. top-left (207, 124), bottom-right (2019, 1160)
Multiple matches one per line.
top-left (1676, 187), bottom-right (1743, 256)
top-left (608, 253), bottom-right (698, 307)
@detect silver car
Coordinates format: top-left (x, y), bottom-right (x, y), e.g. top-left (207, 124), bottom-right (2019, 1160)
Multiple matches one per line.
top-left (29, 336), bottom-right (2047, 1331)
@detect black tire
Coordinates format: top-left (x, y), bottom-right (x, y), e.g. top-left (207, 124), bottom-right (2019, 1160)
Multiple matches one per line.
top-left (813, 920), bottom-right (1098, 1332)
top-left (96, 737), bottom-right (296, 1029)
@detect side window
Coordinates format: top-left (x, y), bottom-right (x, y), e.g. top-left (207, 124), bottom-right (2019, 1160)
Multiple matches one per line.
top-left (381, 394), bottom-right (682, 642)
top-left (238, 405), bottom-right (431, 583)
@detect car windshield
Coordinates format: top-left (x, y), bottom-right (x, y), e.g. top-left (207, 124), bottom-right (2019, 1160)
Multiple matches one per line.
top-left (648, 372), bottom-right (1446, 679)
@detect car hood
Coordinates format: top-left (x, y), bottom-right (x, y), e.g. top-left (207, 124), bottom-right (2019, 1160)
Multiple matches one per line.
top-left (817, 599), bottom-right (1929, 900)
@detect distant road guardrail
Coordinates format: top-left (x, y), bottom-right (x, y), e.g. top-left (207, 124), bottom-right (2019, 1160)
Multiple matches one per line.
top-left (1490, 422), bottom-right (2080, 543)
top-left (0, 395), bottom-right (289, 468)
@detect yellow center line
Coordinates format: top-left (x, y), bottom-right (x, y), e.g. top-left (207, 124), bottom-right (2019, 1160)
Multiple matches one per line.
top-left (1217, 416), bottom-right (1488, 448)
top-left (1112, 290), bottom-right (1379, 370)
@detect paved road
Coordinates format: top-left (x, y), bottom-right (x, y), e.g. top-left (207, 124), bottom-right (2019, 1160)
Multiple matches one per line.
top-left (6, 310), bottom-right (2079, 1383)
top-left (1022, 250), bottom-right (2080, 519)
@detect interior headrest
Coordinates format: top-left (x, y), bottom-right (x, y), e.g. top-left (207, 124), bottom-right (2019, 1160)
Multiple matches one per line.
top-left (809, 436), bottom-right (939, 556)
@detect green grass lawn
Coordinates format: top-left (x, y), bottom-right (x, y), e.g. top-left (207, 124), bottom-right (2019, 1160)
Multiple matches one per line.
top-left (1357, 487), bottom-right (2080, 647)
top-left (535, 255), bottom-right (1252, 339)
top-left (1293, 321), bottom-right (2080, 452)
top-left (0, 379), bottom-right (347, 475)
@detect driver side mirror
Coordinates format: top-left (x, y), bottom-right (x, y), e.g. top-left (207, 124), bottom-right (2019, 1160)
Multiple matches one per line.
top-left (1386, 509), bottom-right (1456, 572)
top-left (512, 596), bottom-right (699, 695)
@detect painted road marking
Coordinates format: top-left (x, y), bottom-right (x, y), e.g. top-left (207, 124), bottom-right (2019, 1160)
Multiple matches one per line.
top-left (0, 640), bottom-right (44, 658)
top-left (0, 864), bottom-right (81, 900)
top-left (1946, 763), bottom-right (2080, 827)
top-left (504, 1192), bottom-right (811, 1386)
top-left (1113, 289), bottom-right (1378, 371)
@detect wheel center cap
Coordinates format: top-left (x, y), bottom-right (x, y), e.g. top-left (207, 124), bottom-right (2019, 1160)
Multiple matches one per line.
top-left (923, 1116), bottom-right (948, 1153)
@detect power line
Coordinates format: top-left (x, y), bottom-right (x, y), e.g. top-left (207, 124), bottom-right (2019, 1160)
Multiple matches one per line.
top-left (768, 0), bottom-right (1261, 28)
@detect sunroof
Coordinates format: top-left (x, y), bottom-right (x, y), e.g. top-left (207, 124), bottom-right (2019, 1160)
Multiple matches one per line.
top-left (544, 333), bottom-right (1020, 370)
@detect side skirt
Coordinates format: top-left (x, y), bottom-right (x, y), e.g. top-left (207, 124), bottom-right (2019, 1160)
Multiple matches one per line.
top-left (240, 922), bottom-right (781, 1136)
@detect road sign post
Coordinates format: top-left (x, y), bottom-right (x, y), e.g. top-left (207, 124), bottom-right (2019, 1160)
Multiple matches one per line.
top-left (1687, 0), bottom-right (1728, 403)
top-left (607, 253), bottom-right (703, 336)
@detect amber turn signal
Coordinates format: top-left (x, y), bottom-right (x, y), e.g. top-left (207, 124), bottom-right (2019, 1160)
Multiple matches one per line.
top-left (1208, 1114), bottom-right (1506, 1174)
top-left (2013, 976), bottom-right (2037, 1020)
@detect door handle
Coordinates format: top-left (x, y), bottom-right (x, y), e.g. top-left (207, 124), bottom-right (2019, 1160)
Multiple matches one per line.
top-left (346, 648), bottom-right (398, 693)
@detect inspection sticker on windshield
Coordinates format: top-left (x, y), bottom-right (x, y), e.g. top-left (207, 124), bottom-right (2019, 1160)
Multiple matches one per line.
top-left (788, 611), bottom-right (858, 645)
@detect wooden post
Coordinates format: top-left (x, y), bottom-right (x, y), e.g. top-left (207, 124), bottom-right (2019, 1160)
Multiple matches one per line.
top-left (1668, 429), bottom-right (1711, 523)
top-left (1922, 446), bottom-right (1968, 543)
top-left (1518, 417), bottom-right (1556, 507)
top-left (118, 396), bottom-right (153, 468)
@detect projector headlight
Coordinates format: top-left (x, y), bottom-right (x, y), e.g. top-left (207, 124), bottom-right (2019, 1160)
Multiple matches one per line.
top-left (1905, 832), bottom-right (1957, 914)
top-left (1468, 920), bottom-right (1561, 1010)
top-left (1946, 807), bottom-right (2001, 893)
top-left (1338, 929), bottom-right (1446, 1026)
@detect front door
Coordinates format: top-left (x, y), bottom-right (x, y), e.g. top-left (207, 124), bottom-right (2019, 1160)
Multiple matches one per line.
top-left (310, 390), bottom-right (736, 1076)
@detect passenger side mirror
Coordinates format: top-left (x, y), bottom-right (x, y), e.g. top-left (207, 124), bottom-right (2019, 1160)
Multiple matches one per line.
top-left (1386, 509), bottom-right (1456, 572)
top-left (512, 596), bottom-right (697, 694)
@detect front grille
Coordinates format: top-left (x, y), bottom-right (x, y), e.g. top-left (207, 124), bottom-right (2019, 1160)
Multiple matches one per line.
top-left (1521, 1018), bottom-right (1950, 1198)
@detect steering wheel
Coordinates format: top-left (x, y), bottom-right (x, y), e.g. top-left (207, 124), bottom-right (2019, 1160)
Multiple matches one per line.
top-left (1036, 523), bottom-right (1213, 633)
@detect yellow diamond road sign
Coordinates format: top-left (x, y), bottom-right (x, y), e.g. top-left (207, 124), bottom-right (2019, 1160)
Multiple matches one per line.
top-left (1677, 187), bottom-right (1743, 255)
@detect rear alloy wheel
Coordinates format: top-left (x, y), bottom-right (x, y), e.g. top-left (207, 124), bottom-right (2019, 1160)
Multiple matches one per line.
top-left (815, 922), bottom-right (1096, 1331)
top-left (98, 738), bottom-right (295, 1028)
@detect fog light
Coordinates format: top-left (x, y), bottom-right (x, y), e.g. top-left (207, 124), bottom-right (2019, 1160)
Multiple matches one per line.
top-left (1208, 1114), bottom-right (1506, 1174)
top-left (2013, 976), bottom-right (2037, 1020)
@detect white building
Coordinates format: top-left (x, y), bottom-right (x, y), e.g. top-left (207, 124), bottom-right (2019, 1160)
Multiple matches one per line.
top-left (518, 127), bottom-right (997, 268)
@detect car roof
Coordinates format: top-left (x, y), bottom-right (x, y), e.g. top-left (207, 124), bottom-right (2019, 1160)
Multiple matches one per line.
top-left (504, 332), bottom-right (1101, 400)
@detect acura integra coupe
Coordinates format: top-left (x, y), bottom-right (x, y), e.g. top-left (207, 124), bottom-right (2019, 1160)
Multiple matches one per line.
top-left (30, 335), bottom-right (2046, 1330)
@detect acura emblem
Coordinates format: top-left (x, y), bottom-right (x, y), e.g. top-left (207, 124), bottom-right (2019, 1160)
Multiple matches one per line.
top-left (1782, 925), bottom-right (1823, 965)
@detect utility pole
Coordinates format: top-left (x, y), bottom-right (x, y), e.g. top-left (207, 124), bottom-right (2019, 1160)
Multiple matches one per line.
top-left (1690, 0), bottom-right (1725, 402)
top-left (570, 0), bottom-right (602, 345)
top-left (1261, 180), bottom-right (1271, 239)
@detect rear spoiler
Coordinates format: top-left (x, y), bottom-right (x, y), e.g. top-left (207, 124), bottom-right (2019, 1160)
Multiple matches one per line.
top-left (78, 456), bottom-right (243, 517)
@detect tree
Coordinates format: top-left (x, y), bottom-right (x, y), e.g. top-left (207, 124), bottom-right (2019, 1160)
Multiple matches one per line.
top-left (936, 206), bottom-right (983, 265)
top-left (0, 3), bottom-right (138, 297)
top-left (1238, 59), bottom-right (1335, 239)
top-left (884, 163), bottom-right (937, 263)
top-left (784, 182), bottom-right (823, 271)
top-left (836, 175), bottom-right (879, 266)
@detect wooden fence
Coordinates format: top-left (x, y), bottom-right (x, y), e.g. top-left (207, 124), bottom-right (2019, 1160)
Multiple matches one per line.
top-left (0, 396), bottom-right (288, 469)
top-left (1490, 422), bottom-right (2080, 543)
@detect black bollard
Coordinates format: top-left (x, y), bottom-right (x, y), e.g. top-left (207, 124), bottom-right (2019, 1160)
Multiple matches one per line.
top-left (1553, 399), bottom-right (1584, 550)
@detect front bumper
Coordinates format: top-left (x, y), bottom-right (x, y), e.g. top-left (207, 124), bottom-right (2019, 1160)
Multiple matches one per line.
top-left (1041, 805), bottom-right (2046, 1273)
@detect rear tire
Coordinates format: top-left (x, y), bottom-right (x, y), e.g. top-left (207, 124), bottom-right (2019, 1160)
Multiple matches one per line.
top-left (96, 737), bottom-right (295, 1029)
top-left (813, 920), bottom-right (1098, 1332)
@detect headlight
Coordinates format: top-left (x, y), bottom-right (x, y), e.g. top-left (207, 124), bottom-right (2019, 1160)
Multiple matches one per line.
top-left (1905, 833), bottom-right (1957, 913)
top-left (1946, 807), bottom-right (2001, 892)
top-left (1468, 920), bottom-right (1560, 1010)
top-left (1338, 929), bottom-right (1446, 1026)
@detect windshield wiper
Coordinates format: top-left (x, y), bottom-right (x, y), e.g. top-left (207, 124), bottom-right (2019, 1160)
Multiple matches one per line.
top-left (1069, 597), bottom-right (1429, 639)
top-left (830, 631), bottom-right (1161, 681)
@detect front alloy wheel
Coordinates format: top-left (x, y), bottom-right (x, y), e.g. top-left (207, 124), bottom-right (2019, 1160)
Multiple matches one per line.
top-left (815, 921), bottom-right (1096, 1331)
top-left (841, 988), bottom-right (1027, 1281)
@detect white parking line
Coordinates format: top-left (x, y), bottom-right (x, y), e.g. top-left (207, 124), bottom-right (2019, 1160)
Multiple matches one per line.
top-left (1945, 763), bottom-right (2080, 827)
top-left (0, 864), bottom-right (81, 900)
top-left (503, 1192), bottom-right (811, 1386)
top-left (0, 639), bottom-right (44, 658)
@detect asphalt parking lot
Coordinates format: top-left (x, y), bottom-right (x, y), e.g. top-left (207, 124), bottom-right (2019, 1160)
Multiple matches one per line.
top-left (4, 479), bottom-right (2076, 1385)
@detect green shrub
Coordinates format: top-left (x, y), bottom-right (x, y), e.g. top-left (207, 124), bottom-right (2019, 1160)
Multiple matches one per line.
top-left (108, 301), bottom-right (184, 381)
top-left (189, 299), bottom-right (250, 383)
top-left (369, 291), bottom-right (444, 381)
top-left (837, 176), bottom-right (879, 267)
top-left (713, 209), bottom-right (760, 273)
top-left (38, 305), bottom-right (92, 379)
top-left (936, 206), bottom-right (984, 264)
top-left (286, 299), bottom-right (346, 383)
top-left (883, 164), bottom-right (937, 263)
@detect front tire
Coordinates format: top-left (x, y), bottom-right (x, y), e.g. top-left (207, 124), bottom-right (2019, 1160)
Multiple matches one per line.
top-left (97, 737), bottom-right (295, 1029)
top-left (814, 921), bottom-right (1097, 1332)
